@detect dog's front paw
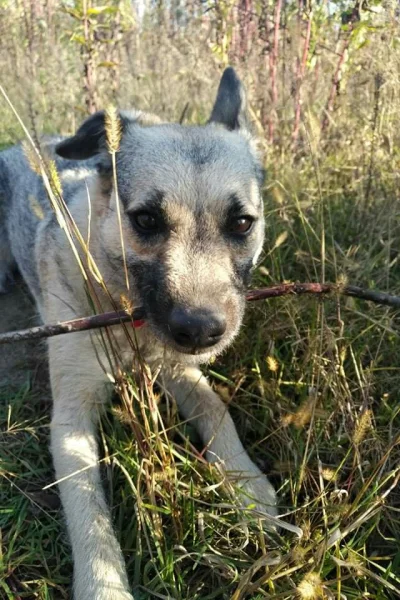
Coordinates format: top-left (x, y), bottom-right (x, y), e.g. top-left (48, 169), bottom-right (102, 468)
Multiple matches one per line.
top-left (223, 457), bottom-right (278, 518)
top-left (74, 580), bottom-right (135, 600)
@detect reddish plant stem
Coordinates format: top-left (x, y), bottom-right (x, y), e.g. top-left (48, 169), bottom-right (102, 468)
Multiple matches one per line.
top-left (247, 283), bottom-right (400, 309)
top-left (82, 0), bottom-right (98, 114)
top-left (321, 1), bottom-right (361, 131)
top-left (246, 282), bottom-right (332, 301)
top-left (1, 283), bottom-right (399, 346)
top-left (268, 0), bottom-right (282, 144)
top-left (292, 6), bottom-right (312, 147)
top-left (260, 1), bottom-right (270, 132)
top-left (238, 0), bottom-right (252, 60)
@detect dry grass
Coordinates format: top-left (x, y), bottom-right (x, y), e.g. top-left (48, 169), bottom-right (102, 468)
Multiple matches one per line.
top-left (1, 1), bottom-right (400, 599)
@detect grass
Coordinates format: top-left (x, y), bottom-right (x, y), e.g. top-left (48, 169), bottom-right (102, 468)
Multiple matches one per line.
top-left (1, 2), bottom-right (400, 597)
top-left (1, 152), bottom-right (400, 598)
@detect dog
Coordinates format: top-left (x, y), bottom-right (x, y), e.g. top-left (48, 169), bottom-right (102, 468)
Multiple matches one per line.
top-left (0, 68), bottom-right (277, 599)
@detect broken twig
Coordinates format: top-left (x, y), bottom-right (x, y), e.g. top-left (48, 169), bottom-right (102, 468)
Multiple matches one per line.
top-left (0, 282), bottom-right (399, 345)
top-left (0, 309), bottom-right (146, 344)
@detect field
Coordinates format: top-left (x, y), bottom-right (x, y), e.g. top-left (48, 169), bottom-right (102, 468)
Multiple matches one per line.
top-left (0, 1), bottom-right (399, 599)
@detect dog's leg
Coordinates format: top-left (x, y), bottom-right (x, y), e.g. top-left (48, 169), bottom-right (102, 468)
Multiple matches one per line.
top-left (49, 334), bottom-right (134, 600)
top-left (160, 366), bottom-right (277, 516)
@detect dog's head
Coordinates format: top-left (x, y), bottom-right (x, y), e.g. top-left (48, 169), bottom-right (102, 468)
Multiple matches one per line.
top-left (56, 68), bottom-right (265, 363)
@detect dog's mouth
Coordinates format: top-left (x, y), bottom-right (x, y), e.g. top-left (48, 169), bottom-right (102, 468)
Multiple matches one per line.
top-left (134, 294), bottom-right (245, 361)
top-left (167, 339), bottom-right (224, 356)
top-left (164, 334), bottom-right (232, 361)
top-left (144, 322), bottom-right (230, 356)
top-left (142, 312), bottom-right (242, 362)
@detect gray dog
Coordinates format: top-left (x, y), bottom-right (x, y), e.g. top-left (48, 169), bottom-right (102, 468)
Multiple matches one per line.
top-left (0, 68), bottom-right (277, 599)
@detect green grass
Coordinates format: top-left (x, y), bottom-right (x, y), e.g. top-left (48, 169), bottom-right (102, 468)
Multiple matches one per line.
top-left (1, 151), bottom-right (400, 598)
top-left (1, 1), bottom-right (400, 596)
top-left (0, 385), bottom-right (71, 599)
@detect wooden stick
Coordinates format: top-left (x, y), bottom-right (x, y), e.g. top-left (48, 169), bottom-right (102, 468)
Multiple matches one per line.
top-left (0, 309), bottom-right (145, 344)
top-left (0, 282), bottom-right (399, 345)
top-left (247, 282), bottom-right (400, 308)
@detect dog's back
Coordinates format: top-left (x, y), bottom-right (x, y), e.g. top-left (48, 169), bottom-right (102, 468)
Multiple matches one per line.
top-left (0, 141), bottom-right (97, 300)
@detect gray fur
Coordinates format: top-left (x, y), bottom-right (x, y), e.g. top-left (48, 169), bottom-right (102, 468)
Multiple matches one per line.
top-left (0, 68), bottom-right (277, 600)
top-left (0, 141), bottom-right (97, 299)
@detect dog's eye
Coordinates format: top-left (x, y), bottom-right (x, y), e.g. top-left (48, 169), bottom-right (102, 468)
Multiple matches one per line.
top-left (130, 212), bottom-right (161, 234)
top-left (229, 216), bottom-right (255, 235)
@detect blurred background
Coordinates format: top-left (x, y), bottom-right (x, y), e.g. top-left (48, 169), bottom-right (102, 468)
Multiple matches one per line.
top-left (1, 0), bottom-right (399, 166)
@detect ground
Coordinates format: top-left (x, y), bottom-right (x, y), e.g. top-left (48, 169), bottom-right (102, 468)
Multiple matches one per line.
top-left (1, 181), bottom-right (400, 598)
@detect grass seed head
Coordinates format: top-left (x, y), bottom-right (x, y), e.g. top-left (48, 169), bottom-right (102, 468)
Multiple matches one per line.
top-left (266, 355), bottom-right (279, 372)
top-left (120, 293), bottom-right (134, 315)
top-left (48, 160), bottom-right (62, 197)
top-left (353, 409), bottom-right (373, 446)
top-left (321, 468), bottom-right (336, 482)
top-left (292, 394), bottom-right (317, 429)
top-left (105, 105), bottom-right (122, 154)
top-left (297, 572), bottom-right (325, 599)
top-left (22, 140), bottom-right (41, 175)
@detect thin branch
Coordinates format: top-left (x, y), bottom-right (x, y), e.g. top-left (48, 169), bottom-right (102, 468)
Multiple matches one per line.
top-left (292, 6), bottom-right (312, 147)
top-left (340, 285), bottom-right (400, 309)
top-left (268, 0), bottom-right (282, 144)
top-left (247, 282), bottom-right (400, 309)
top-left (1, 282), bottom-right (399, 346)
top-left (0, 309), bottom-right (146, 344)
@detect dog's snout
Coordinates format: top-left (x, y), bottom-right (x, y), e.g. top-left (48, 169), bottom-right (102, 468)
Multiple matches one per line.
top-left (169, 307), bottom-right (226, 349)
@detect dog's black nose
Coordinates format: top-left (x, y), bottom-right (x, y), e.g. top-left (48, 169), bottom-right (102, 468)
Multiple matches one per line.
top-left (169, 307), bottom-right (226, 349)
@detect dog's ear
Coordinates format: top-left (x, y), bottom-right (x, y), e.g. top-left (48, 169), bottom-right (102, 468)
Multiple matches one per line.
top-left (56, 111), bottom-right (132, 160)
top-left (56, 111), bottom-right (107, 160)
top-left (208, 67), bottom-right (250, 132)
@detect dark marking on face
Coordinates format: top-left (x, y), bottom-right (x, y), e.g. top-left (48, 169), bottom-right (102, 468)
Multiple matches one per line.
top-left (134, 190), bottom-right (165, 213)
top-left (234, 258), bottom-right (254, 288)
top-left (254, 165), bottom-right (266, 188)
top-left (226, 194), bottom-right (251, 221)
top-left (130, 259), bottom-right (173, 325)
top-left (186, 140), bottom-right (217, 167)
top-left (125, 190), bottom-right (171, 242)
